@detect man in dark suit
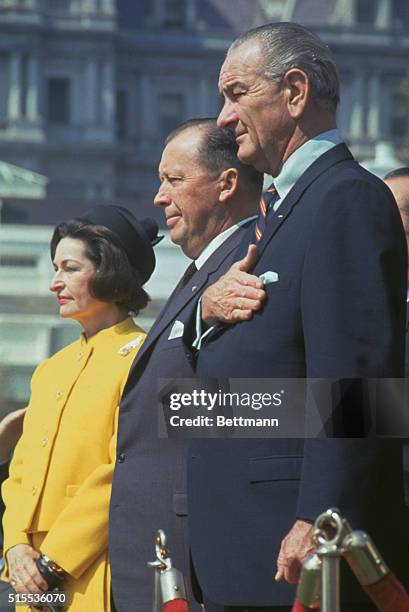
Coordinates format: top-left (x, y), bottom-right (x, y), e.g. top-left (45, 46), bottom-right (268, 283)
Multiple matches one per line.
top-left (187, 23), bottom-right (408, 611)
top-left (385, 167), bottom-right (409, 377)
top-left (109, 119), bottom-right (263, 612)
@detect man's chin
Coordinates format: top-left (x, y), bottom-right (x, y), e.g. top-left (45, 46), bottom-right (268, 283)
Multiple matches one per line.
top-left (237, 145), bottom-right (254, 165)
top-left (237, 147), bottom-right (268, 173)
top-left (169, 229), bottom-right (186, 250)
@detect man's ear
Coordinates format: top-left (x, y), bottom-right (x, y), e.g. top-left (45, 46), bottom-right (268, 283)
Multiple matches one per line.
top-left (282, 68), bottom-right (310, 120)
top-left (218, 168), bottom-right (239, 202)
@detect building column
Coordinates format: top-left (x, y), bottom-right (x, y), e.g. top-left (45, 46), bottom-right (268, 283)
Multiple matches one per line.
top-left (281, 0), bottom-right (297, 20)
top-left (100, 0), bottom-right (115, 15)
top-left (26, 54), bottom-right (40, 122)
top-left (81, 0), bottom-right (97, 13)
top-left (333, 0), bottom-right (354, 25)
top-left (85, 58), bottom-right (98, 125)
top-left (22, 0), bottom-right (38, 8)
top-left (377, 0), bottom-right (392, 28)
top-left (101, 58), bottom-right (114, 128)
top-left (350, 72), bottom-right (365, 139)
top-left (367, 74), bottom-right (381, 140)
top-left (8, 52), bottom-right (22, 121)
top-left (71, 0), bottom-right (82, 14)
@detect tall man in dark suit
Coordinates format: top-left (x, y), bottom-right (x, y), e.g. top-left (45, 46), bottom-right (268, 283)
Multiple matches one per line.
top-left (385, 167), bottom-right (409, 377)
top-left (109, 119), bottom-right (263, 612)
top-left (187, 23), bottom-right (408, 611)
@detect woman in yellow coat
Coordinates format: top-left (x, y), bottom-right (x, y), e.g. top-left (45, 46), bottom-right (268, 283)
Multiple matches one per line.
top-left (1, 205), bottom-right (162, 611)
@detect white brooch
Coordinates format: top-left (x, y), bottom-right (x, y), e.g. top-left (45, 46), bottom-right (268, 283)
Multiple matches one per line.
top-left (118, 336), bottom-right (143, 356)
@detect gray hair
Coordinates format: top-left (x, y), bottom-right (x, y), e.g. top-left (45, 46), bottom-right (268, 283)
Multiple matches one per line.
top-left (229, 22), bottom-right (340, 113)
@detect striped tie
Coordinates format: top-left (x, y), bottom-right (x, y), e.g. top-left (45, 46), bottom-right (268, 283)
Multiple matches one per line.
top-left (254, 183), bottom-right (277, 242)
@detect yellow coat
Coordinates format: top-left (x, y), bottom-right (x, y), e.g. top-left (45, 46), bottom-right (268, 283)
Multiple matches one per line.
top-left (1, 317), bottom-right (145, 611)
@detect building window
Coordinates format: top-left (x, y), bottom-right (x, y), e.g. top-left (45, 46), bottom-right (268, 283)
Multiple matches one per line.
top-left (356, 0), bottom-right (378, 24)
top-left (47, 77), bottom-right (70, 124)
top-left (0, 255), bottom-right (37, 268)
top-left (391, 0), bottom-right (409, 27)
top-left (159, 93), bottom-right (184, 139)
top-left (116, 89), bottom-right (128, 141)
top-left (163, 0), bottom-right (186, 27)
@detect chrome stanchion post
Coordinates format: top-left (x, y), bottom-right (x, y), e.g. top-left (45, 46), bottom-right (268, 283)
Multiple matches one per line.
top-left (148, 530), bottom-right (170, 612)
top-left (295, 553), bottom-right (322, 607)
top-left (312, 508), bottom-right (352, 612)
top-left (148, 529), bottom-right (188, 612)
top-left (321, 553), bottom-right (340, 612)
top-left (342, 530), bottom-right (389, 586)
top-left (296, 507), bottom-right (409, 610)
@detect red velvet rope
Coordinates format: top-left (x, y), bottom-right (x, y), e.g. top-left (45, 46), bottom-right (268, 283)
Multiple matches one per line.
top-left (363, 572), bottom-right (409, 611)
top-left (292, 571), bottom-right (409, 612)
top-left (292, 601), bottom-right (313, 611)
top-left (162, 599), bottom-right (190, 612)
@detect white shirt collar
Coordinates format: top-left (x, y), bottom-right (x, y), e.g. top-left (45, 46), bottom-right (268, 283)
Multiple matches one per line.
top-left (273, 129), bottom-right (343, 202)
top-left (195, 215), bottom-right (256, 270)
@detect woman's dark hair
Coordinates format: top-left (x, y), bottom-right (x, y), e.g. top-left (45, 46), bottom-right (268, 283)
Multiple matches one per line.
top-left (50, 219), bottom-right (150, 314)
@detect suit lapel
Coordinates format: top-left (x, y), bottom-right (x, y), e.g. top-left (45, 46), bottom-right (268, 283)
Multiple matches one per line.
top-left (145, 273), bottom-right (187, 334)
top-left (129, 224), bottom-right (251, 370)
top-left (255, 144), bottom-right (354, 259)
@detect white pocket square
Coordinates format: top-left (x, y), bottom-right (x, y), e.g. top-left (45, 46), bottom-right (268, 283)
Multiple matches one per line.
top-left (168, 320), bottom-right (184, 340)
top-left (259, 271), bottom-right (279, 284)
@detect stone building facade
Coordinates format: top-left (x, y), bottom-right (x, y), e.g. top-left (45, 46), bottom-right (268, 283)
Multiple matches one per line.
top-left (0, 0), bottom-right (408, 224)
